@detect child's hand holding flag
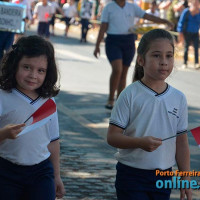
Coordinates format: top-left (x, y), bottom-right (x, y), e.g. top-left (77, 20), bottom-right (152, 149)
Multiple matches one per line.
top-left (18, 99), bottom-right (56, 137)
top-left (162, 126), bottom-right (200, 148)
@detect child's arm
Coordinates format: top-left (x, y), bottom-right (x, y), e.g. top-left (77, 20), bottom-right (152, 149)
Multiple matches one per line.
top-left (107, 124), bottom-right (162, 152)
top-left (48, 140), bottom-right (65, 199)
top-left (33, 13), bottom-right (38, 21)
top-left (0, 124), bottom-right (25, 142)
top-left (176, 134), bottom-right (192, 200)
top-left (93, 23), bottom-right (108, 58)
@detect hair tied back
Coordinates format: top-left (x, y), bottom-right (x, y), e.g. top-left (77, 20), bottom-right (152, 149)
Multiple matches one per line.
top-left (12, 44), bottom-right (18, 51)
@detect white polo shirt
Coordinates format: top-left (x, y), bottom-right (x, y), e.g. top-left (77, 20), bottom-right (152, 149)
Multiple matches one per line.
top-left (34, 2), bottom-right (54, 22)
top-left (101, 1), bottom-right (145, 34)
top-left (0, 89), bottom-right (59, 166)
top-left (50, 1), bottom-right (60, 14)
top-left (110, 81), bottom-right (188, 170)
top-left (63, 3), bottom-right (77, 18)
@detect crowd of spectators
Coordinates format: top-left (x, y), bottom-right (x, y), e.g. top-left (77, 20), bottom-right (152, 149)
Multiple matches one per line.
top-left (0, 0), bottom-right (195, 39)
top-left (0, 0), bottom-right (200, 67)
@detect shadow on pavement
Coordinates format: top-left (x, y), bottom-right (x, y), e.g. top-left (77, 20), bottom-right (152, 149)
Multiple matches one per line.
top-left (56, 91), bottom-right (200, 200)
top-left (56, 90), bottom-right (117, 200)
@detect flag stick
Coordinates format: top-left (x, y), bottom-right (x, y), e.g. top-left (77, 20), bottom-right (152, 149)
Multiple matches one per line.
top-left (162, 131), bottom-right (188, 141)
top-left (24, 115), bottom-right (32, 124)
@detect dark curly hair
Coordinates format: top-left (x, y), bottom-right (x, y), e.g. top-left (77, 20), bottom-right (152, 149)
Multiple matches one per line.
top-left (0, 35), bottom-right (60, 98)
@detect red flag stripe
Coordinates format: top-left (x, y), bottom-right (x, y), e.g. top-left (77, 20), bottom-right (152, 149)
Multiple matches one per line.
top-left (32, 99), bottom-right (56, 124)
top-left (190, 127), bottom-right (200, 145)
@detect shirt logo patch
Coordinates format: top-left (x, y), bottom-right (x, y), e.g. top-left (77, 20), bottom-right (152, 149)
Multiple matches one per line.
top-left (168, 108), bottom-right (179, 119)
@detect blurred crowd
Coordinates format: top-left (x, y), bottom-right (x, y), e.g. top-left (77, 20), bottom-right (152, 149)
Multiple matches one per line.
top-left (0, 1), bottom-right (194, 35)
top-left (0, 0), bottom-right (199, 39)
top-left (0, 0), bottom-right (200, 66)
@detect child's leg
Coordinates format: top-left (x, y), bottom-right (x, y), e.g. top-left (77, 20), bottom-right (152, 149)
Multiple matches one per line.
top-left (115, 162), bottom-right (171, 200)
top-left (192, 33), bottom-right (199, 64)
top-left (116, 190), bottom-right (170, 200)
top-left (149, 191), bottom-right (170, 200)
top-left (183, 33), bottom-right (190, 65)
top-left (24, 159), bottom-right (55, 200)
top-left (0, 157), bottom-right (24, 200)
top-left (116, 188), bottom-right (150, 200)
top-left (45, 23), bottom-right (50, 39)
top-left (37, 22), bottom-right (43, 36)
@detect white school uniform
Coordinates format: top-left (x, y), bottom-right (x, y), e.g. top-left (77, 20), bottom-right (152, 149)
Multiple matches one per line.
top-left (0, 89), bottom-right (59, 166)
top-left (50, 1), bottom-right (60, 14)
top-left (110, 81), bottom-right (188, 170)
top-left (101, 1), bottom-right (145, 34)
top-left (63, 3), bottom-right (77, 18)
top-left (34, 2), bottom-right (54, 22)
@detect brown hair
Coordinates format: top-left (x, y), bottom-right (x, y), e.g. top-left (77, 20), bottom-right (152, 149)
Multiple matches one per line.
top-left (0, 35), bottom-right (60, 97)
top-left (133, 29), bottom-right (174, 82)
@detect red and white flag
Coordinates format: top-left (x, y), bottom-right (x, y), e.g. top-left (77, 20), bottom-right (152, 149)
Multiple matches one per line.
top-left (18, 99), bottom-right (56, 137)
top-left (163, 126), bottom-right (200, 147)
top-left (190, 127), bottom-right (200, 147)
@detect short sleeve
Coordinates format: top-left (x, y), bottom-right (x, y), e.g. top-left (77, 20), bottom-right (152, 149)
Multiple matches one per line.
top-left (133, 3), bottom-right (146, 18)
top-left (50, 5), bottom-right (54, 14)
top-left (101, 5), bottom-right (109, 23)
top-left (109, 90), bottom-right (130, 129)
top-left (177, 95), bottom-right (188, 133)
top-left (48, 98), bottom-right (59, 142)
top-left (34, 3), bottom-right (38, 14)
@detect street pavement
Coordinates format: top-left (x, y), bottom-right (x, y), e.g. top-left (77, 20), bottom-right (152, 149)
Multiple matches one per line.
top-left (26, 22), bottom-right (200, 200)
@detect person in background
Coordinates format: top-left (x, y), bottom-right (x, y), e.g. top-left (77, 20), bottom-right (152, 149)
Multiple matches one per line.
top-left (12, 0), bottom-right (32, 22)
top-left (0, 0), bottom-right (15, 69)
top-left (92, 0), bottom-right (100, 28)
top-left (12, 0), bottom-right (33, 43)
top-left (158, 0), bottom-right (172, 19)
top-left (33, 0), bottom-right (54, 39)
top-left (177, 0), bottom-right (200, 69)
top-left (62, 0), bottom-right (78, 37)
top-left (173, 0), bottom-right (188, 25)
top-left (49, 0), bottom-right (64, 36)
top-left (107, 29), bottom-right (191, 200)
top-left (93, 0), bottom-right (173, 109)
top-left (80, 0), bottom-right (93, 43)
top-left (144, 1), bottom-right (160, 23)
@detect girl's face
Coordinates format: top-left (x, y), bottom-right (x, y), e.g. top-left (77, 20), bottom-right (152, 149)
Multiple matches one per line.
top-left (138, 38), bottom-right (174, 83)
top-left (15, 55), bottom-right (47, 98)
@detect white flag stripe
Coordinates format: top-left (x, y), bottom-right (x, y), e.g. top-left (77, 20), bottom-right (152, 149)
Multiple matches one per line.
top-left (17, 115), bottom-right (52, 137)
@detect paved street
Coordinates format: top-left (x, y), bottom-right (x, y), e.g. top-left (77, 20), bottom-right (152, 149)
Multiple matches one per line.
top-left (27, 23), bottom-right (200, 200)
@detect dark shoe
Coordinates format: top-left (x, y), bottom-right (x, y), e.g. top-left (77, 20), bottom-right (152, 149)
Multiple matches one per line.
top-left (105, 104), bottom-right (113, 110)
top-left (105, 99), bottom-right (114, 110)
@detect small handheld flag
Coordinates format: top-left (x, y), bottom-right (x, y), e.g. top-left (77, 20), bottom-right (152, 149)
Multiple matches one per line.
top-left (18, 99), bottom-right (56, 137)
top-left (162, 126), bottom-right (200, 144)
top-left (190, 126), bottom-right (200, 147)
top-left (24, 99), bottom-right (56, 124)
top-left (162, 131), bottom-right (188, 141)
top-left (45, 13), bottom-right (49, 20)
